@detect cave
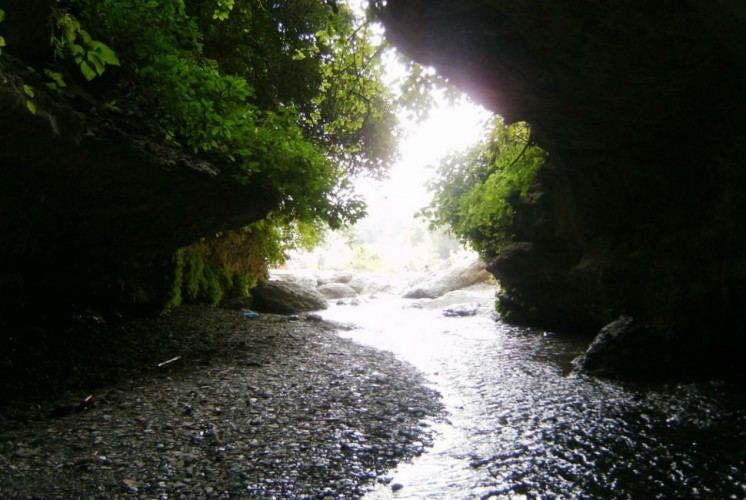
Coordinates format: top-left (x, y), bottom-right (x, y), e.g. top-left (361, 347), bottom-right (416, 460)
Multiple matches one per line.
top-left (379, 0), bottom-right (746, 378)
top-left (1, 1), bottom-right (745, 497)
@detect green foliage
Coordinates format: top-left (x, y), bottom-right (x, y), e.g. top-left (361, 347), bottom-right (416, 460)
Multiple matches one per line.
top-left (166, 216), bottom-right (325, 308)
top-left (6, 0), bottom-right (447, 307)
top-left (47, 0), bottom-right (405, 308)
top-left (44, 69), bottom-right (67, 90)
top-left (0, 8), bottom-right (6, 55)
top-left (50, 10), bottom-right (119, 80)
top-left (212, 0), bottom-right (236, 21)
top-left (421, 118), bottom-right (547, 257)
top-left (68, 0), bottom-right (396, 229)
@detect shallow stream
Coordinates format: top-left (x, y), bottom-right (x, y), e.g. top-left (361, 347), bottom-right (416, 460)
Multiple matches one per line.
top-left (322, 285), bottom-right (746, 499)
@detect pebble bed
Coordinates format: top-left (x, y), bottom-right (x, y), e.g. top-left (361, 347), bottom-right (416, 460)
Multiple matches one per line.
top-left (0, 306), bottom-right (443, 498)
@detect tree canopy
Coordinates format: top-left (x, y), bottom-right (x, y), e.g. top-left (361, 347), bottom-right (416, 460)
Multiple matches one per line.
top-left (0, 0), bottom-right (455, 306)
top-left (42, 0), bottom-right (398, 230)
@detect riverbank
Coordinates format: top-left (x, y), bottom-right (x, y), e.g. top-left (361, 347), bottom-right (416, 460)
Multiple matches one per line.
top-left (0, 306), bottom-right (443, 498)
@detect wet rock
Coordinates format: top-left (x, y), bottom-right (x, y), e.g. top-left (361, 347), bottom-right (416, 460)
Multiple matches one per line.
top-left (403, 258), bottom-right (490, 299)
top-left (220, 296), bottom-right (253, 310)
top-left (317, 272), bottom-right (354, 286)
top-left (0, 306), bottom-right (442, 498)
top-left (122, 479), bottom-right (142, 492)
top-left (443, 306), bottom-right (478, 317)
top-left (318, 283), bottom-right (357, 299)
top-left (251, 279), bottom-right (328, 314)
top-left (346, 275), bottom-right (392, 295)
top-left (347, 277), bottom-right (369, 294)
top-left (572, 316), bottom-right (694, 380)
top-left (268, 271), bottom-right (319, 290)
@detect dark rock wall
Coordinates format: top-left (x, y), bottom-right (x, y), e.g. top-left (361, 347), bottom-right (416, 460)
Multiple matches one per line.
top-left (0, 48), bottom-right (276, 315)
top-left (382, 1), bottom-right (746, 362)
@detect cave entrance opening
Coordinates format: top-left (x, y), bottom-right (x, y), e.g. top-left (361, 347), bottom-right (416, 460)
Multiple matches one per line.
top-left (283, 93), bottom-right (492, 279)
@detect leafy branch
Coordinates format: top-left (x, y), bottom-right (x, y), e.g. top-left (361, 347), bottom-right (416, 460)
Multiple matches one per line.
top-left (51, 10), bottom-right (119, 81)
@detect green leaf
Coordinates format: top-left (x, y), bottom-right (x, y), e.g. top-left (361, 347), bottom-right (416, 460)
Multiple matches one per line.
top-left (80, 61), bottom-right (97, 81)
top-left (25, 99), bottom-right (37, 115)
top-left (44, 69), bottom-right (67, 88)
top-left (22, 84), bottom-right (35, 98)
top-left (87, 51), bottom-right (106, 74)
top-left (0, 36), bottom-right (5, 48)
top-left (79, 29), bottom-right (93, 46)
top-left (0, 9), bottom-right (5, 23)
top-left (70, 43), bottom-right (85, 58)
top-left (91, 42), bottom-right (120, 66)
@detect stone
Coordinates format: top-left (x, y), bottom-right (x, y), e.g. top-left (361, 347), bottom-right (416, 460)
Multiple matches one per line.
top-left (442, 306), bottom-right (478, 318)
top-left (220, 296), bottom-right (253, 310)
top-left (402, 258), bottom-right (490, 299)
top-left (317, 272), bottom-right (354, 286)
top-left (347, 277), bottom-right (368, 294)
top-left (251, 280), bottom-right (328, 314)
top-left (572, 316), bottom-right (692, 381)
top-left (318, 283), bottom-right (357, 299)
top-left (269, 271), bottom-right (318, 290)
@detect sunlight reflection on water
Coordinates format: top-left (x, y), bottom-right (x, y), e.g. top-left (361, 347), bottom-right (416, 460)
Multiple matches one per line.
top-left (322, 287), bottom-right (746, 499)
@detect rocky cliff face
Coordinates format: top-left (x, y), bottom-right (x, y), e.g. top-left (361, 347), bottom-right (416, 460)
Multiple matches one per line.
top-left (382, 1), bottom-right (746, 375)
top-left (0, 30), bottom-right (276, 316)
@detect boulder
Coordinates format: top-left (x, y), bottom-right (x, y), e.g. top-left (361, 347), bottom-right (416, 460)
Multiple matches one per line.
top-left (409, 283), bottom-right (495, 311)
top-left (572, 316), bottom-right (698, 381)
top-left (269, 270), bottom-right (318, 290)
top-left (442, 306), bottom-right (478, 318)
top-left (347, 277), bottom-right (368, 294)
top-left (318, 283), bottom-right (358, 299)
top-left (347, 275), bottom-right (393, 295)
top-left (250, 280), bottom-right (328, 314)
top-left (403, 258), bottom-right (490, 299)
top-left (317, 272), bottom-right (354, 286)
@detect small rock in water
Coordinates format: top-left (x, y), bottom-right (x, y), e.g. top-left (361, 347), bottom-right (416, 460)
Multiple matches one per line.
top-left (391, 482), bottom-right (404, 491)
top-left (442, 306), bottom-right (478, 317)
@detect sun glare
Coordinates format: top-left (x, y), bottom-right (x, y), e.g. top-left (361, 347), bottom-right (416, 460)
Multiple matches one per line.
top-left (288, 53), bottom-right (492, 274)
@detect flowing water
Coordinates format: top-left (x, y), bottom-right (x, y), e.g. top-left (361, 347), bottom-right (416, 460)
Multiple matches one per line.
top-left (321, 284), bottom-right (746, 499)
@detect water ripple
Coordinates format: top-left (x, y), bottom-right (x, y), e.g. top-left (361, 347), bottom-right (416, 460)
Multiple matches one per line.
top-left (323, 291), bottom-right (746, 499)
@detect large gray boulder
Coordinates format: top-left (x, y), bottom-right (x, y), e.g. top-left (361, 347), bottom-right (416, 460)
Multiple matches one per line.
top-left (251, 279), bottom-right (328, 314)
top-left (269, 270), bottom-right (318, 290)
top-left (403, 258), bottom-right (490, 299)
top-left (347, 275), bottom-right (393, 295)
top-left (318, 282), bottom-right (358, 299)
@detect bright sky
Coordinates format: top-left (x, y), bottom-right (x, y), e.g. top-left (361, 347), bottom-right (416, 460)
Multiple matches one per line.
top-left (355, 55), bottom-right (492, 226)
top-left (348, 0), bottom-right (492, 222)
top-left (286, 6), bottom-right (495, 271)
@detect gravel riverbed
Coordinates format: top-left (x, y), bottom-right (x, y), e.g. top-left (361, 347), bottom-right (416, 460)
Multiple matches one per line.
top-left (0, 306), bottom-right (443, 498)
